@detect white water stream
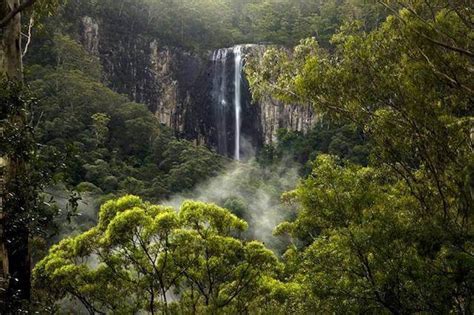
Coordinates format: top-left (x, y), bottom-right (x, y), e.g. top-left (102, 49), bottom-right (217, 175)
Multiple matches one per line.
top-left (233, 45), bottom-right (243, 160)
top-left (211, 45), bottom-right (251, 160)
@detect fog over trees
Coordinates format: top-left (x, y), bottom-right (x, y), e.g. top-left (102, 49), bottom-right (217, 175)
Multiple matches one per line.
top-left (0, 0), bottom-right (472, 313)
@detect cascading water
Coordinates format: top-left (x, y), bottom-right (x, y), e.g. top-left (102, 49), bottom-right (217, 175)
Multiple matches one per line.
top-left (233, 45), bottom-right (243, 160)
top-left (211, 44), bottom-right (253, 160)
top-left (211, 48), bottom-right (229, 156)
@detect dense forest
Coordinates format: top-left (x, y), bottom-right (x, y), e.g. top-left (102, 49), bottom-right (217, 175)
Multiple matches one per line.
top-left (0, 0), bottom-right (472, 314)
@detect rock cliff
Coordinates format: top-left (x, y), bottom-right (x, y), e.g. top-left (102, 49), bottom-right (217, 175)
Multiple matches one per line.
top-left (79, 16), bottom-right (315, 157)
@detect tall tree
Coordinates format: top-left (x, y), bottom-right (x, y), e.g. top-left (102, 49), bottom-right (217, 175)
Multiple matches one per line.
top-left (247, 0), bottom-right (473, 312)
top-left (1, 0), bottom-right (29, 311)
top-left (0, 0), bottom-right (56, 311)
top-left (34, 196), bottom-right (278, 314)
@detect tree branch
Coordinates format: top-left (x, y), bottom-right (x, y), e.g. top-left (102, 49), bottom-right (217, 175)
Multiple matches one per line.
top-left (21, 15), bottom-right (34, 58)
top-left (0, 0), bottom-right (37, 29)
top-left (377, 1), bottom-right (474, 58)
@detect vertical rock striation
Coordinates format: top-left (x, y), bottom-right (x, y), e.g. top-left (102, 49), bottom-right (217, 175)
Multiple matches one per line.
top-left (79, 17), bottom-right (315, 157)
top-left (81, 16), bottom-right (99, 56)
top-left (259, 97), bottom-right (315, 144)
top-left (204, 44), bottom-right (315, 157)
top-left (200, 45), bottom-right (263, 159)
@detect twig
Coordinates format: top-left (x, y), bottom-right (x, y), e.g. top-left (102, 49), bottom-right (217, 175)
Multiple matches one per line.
top-left (22, 15), bottom-right (34, 58)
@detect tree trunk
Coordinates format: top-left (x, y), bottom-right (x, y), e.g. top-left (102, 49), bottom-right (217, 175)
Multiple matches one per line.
top-left (0, 0), bottom-right (23, 79)
top-left (0, 0), bottom-right (30, 312)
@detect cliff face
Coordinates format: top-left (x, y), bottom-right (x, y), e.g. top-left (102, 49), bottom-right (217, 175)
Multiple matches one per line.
top-left (259, 97), bottom-right (315, 144)
top-left (80, 15), bottom-right (203, 137)
top-left (148, 40), bottom-right (203, 134)
top-left (81, 17), bottom-right (99, 56)
top-left (80, 17), bottom-right (315, 156)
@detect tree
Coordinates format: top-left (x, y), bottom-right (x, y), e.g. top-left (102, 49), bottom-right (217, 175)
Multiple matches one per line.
top-left (91, 113), bottom-right (110, 147)
top-left (248, 0), bottom-right (473, 312)
top-left (277, 155), bottom-right (473, 312)
top-left (27, 33), bottom-right (226, 201)
top-left (1, 0), bottom-right (33, 310)
top-left (0, 0), bottom-right (60, 310)
top-left (34, 195), bottom-right (279, 314)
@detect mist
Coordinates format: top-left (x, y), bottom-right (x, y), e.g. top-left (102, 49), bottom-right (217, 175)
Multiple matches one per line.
top-left (45, 186), bottom-right (102, 242)
top-left (47, 147), bottom-right (302, 253)
top-left (164, 155), bottom-right (300, 251)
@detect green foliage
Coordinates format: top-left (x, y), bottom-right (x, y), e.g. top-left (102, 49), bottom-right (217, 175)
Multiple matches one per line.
top-left (223, 197), bottom-right (248, 219)
top-left (91, 113), bottom-right (110, 146)
top-left (34, 196), bottom-right (279, 313)
top-left (53, 34), bottom-right (102, 79)
top-left (57, 0), bottom-right (386, 52)
top-left (26, 34), bottom-right (225, 202)
top-left (23, 1), bottom-right (474, 313)
top-left (0, 79), bottom-right (59, 239)
top-left (0, 78), bottom-right (73, 310)
top-left (238, 0), bottom-right (386, 47)
top-left (248, 0), bottom-right (473, 313)
top-left (258, 122), bottom-right (372, 173)
top-left (278, 155), bottom-right (473, 313)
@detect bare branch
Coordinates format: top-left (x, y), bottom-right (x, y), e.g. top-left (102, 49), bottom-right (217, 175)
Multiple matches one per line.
top-left (0, 0), bottom-right (37, 28)
top-left (22, 15), bottom-right (34, 58)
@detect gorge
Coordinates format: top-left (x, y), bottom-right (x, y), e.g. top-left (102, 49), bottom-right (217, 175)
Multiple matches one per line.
top-left (2, 0), bottom-right (469, 313)
top-left (80, 16), bottom-right (316, 158)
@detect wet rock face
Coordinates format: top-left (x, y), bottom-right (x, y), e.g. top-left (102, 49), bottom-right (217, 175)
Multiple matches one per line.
top-left (190, 46), bottom-right (263, 159)
top-left (244, 46), bottom-right (316, 145)
top-left (79, 17), bottom-right (315, 156)
top-left (79, 16), bottom-right (203, 137)
top-left (259, 97), bottom-right (315, 144)
top-left (194, 45), bottom-right (314, 158)
top-left (81, 16), bottom-right (99, 56)
top-left (149, 40), bottom-right (202, 134)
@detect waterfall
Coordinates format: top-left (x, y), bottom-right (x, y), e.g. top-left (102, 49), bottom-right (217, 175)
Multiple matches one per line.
top-left (212, 48), bottom-right (229, 156)
top-left (211, 45), bottom-right (250, 160)
top-left (233, 45), bottom-right (243, 160)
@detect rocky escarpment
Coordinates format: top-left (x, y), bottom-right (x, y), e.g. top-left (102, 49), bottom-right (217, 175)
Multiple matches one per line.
top-left (259, 97), bottom-right (315, 144)
top-left (80, 15), bottom-right (203, 137)
top-left (80, 17), bottom-right (315, 156)
top-left (186, 44), bottom-right (316, 157)
top-left (148, 40), bottom-right (203, 134)
top-left (81, 17), bottom-right (99, 56)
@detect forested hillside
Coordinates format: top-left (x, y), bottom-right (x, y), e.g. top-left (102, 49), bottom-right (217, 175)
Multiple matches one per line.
top-left (0, 0), bottom-right (472, 314)
top-left (57, 0), bottom-right (386, 50)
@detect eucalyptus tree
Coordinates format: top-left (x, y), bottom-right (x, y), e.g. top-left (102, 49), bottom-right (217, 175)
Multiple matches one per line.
top-left (0, 0), bottom-right (59, 310)
top-left (247, 0), bottom-right (473, 312)
top-left (34, 195), bottom-right (279, 314)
